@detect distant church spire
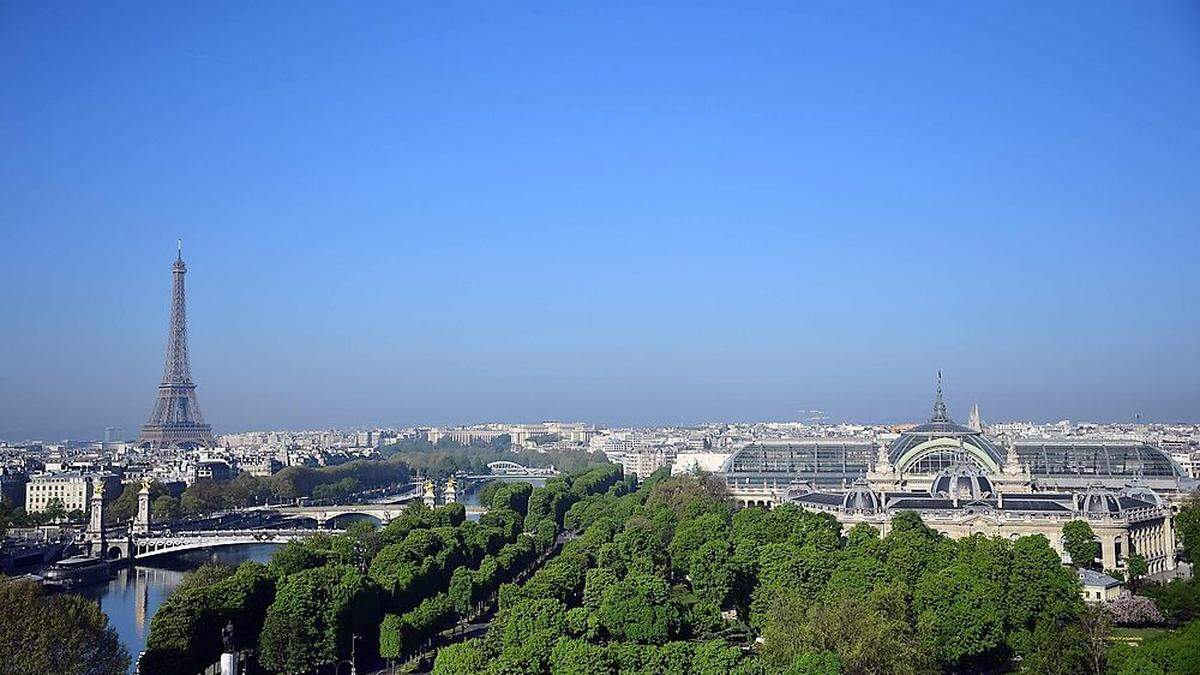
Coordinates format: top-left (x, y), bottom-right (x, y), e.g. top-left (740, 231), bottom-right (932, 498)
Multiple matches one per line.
top-left (968, 402), bottom-right (984, 432)
top-left (931, 371), bottom-right (950, 422)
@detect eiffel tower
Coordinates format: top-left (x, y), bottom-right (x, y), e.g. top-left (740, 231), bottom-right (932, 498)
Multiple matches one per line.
top-left (137, 242), bottom-right (215, 449)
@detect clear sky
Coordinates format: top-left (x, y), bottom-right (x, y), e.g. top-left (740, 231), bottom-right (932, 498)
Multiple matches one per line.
top-left (2, 2), bottom-right (1199, 440)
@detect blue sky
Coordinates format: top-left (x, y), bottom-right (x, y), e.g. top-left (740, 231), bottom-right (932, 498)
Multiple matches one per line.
top-left (2, 2), bottom-right (1199, 440)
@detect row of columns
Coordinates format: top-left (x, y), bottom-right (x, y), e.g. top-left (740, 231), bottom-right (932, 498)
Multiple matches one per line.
top-left (1096, 515), bottom-right (1176, 574)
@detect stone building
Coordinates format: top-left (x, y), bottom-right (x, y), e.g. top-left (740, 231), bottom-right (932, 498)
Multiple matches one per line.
top-left (25, 472), bottom-right (121, 515)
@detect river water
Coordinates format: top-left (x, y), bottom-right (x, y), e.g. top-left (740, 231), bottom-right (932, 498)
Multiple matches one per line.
top-left (79, 544), bottom-right (284, 673)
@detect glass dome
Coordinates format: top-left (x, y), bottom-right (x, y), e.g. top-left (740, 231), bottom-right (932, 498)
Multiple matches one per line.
top-left (929, 464), bottom-right (994, 501)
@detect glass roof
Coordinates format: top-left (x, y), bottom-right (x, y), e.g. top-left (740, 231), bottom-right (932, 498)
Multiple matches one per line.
top-left (724, 441), bottom-right (875, 476)
top-left (1013, 442), bottom-right (1181, 478)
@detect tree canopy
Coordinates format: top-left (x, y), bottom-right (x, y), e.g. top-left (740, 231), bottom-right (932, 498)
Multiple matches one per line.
top-left (0, 579), bottom-right (129, 675)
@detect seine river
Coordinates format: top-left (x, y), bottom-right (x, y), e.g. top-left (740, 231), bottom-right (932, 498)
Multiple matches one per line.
top-left (79, 544), bottom-right (284, 672)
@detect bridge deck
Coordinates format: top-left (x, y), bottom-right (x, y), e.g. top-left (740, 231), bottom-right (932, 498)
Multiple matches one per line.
top-left (131, 529), bottom-right (319, 559)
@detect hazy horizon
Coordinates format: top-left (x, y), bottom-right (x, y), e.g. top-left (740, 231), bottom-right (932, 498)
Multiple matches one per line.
top-left (3, 3), bottom-right (1199, 440)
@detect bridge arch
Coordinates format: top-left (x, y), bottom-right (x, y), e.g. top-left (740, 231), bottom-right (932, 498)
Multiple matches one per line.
top-left (327, 512), bottom-right (382, 528)
top-left (487, 461), bottom-right (530, 475)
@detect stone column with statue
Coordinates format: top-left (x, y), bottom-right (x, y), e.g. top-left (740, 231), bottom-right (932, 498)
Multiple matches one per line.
top-left (422, 477), bottom-right (437, 508)
top-left (133, 479), bottom-right (152, 534)
top-left (87, 479), bottom-right (106, 554)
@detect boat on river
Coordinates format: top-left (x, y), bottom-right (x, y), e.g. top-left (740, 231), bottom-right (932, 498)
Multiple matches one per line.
top-left (42, 555), bottom-right (114, 590)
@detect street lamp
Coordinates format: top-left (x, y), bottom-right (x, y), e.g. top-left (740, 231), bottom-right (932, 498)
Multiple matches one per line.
top-left (335, 634), bottom-right (359, 675)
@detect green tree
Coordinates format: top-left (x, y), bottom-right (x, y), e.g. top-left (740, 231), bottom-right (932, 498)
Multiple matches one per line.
top-left (151, 495), bottom-right (181, 522)
top-left (597, 526), bottom-right (671, 579)
top-left (0, 580), bottom-right (129, 675)
top-left (432, 641), bottom-right (488, 674)
top-left (691, 639), bottom-right (756, 675)
top-left (789, 651), bottom-right (841, 675)
top-left (477, 481), bottom-right (504, 511)
top-left (549, 637), bottom-right (611, 673)
top-left (890, 510), bottom-right (931, 536)
top-left (1018, 618), bottom-right (1095, 675)
top-left (762, 587), bottom-right (926, 675)
top-left (484, 598), bottom-right (568, 672)
top-left (259, 568), bottom-right (336, 673)
top-left (107, 481), bottom-right (170, 523)
top-left (668, 511), bottom-right (729, 577)
top-left (845, 522), bottom-right (882, 550)
top-left (1063, 520), bottom-right (1100, 568)
top-left (258, 564), bottom-right (378, 673)
top-left (751, 542), bottom-right (835, 626)
top-left (915, 562), bottom-right (1007, 669)
top-left (883, 515), bottom-right (953, 589)
top-left (689, 539), bottom-right (734, 608)
top-left (269, 539), bottom-right (332, 578)
top-left (43, 497), bottom-right (66, 522)
top-left (106, 483), bottom-right (139, 523)
top-left (1126, 552), bottom-right (1149, 590)
top-left (1175, 495), bottom-right (1200, 564)
top-left (225, 473), bottom-right (272, 507)
top-left (1140, 577), bottom-right (1200, 624)
top-left (141, 585), bottom-right (217, 673)
top-left (731, 504), bottom-right (790, 549)
top-left (176, 563), bottom-right (235, 594)
top-left (1005, 534), bottom-right (1085, 657)
top-left (180, 479), bottom-right (229, 516)
top-left (448, 566), bottom-right (476, 624)
top-left (594, 572), bottom-right (681, 644)
top-left (490, 482), bottom-right (534, 516)
top-left (142, 562), bottom-right (275, 675)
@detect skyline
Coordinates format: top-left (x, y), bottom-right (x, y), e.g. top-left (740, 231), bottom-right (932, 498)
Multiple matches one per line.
top-left (3, 3), bottom-right (1200, 439)
top-left (3, 237), bottom-right (1193, 442)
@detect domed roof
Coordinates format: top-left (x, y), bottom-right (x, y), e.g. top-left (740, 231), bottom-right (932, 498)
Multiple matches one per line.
top-left (930, 463), bottom-right (994, 501)
top-left (887, 375), bottom-right (1005, 470)
top-left (841, 479), bottom-right (881, 512)
top-left (1120, 484), bottom-right (1163, 508)
top-left (1080, 485), bottom-right (1123, 515)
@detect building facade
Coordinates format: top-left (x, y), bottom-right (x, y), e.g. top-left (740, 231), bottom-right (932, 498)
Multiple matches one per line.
top-left (25, 472), bottom-right (120, 514)
top-left (619, 446), bottom-right (675, 481)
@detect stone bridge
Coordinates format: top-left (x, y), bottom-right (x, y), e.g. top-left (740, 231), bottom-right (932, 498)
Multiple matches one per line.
top-left (91, 529), bottom-right (321, 561)
top-left (274, 503), bottom-right (487, 527)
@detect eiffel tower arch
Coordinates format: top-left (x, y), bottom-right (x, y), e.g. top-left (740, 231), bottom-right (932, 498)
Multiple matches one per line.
top-left (137, 243), bottom-right (216, 450)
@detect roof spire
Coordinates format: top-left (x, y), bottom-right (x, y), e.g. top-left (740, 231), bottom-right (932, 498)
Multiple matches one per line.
top-left (931, 370), bottom-right (949, 422)
top-left (177, 238), bottom-right (182, 261)
top-left (968, 402), bottom-right (984, 432)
